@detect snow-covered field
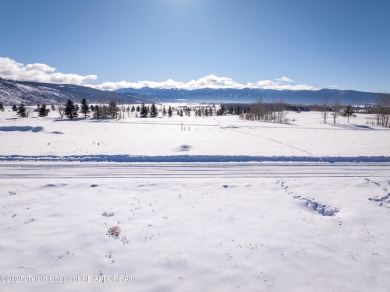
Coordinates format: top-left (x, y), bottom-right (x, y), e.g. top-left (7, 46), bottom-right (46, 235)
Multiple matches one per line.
top-left (1, 107), bottom-right (389, 158)
top-left (1, 107), bottom-right (390, 291)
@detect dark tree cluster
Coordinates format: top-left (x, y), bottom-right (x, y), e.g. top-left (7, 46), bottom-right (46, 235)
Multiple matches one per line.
top-left (91, 100), bottom-right (119, 119)
top-left (38, 104), bottom-right (50, 117)
top-left (150, 103), bottom-right (158, 117)
top-left (241, 100), bottom-right (286, 123)
top-left (64, 99), bottom-right (78, 120)
top-left (17, 104), bottom-right (27, 118)
top-left (140, 103), bottom-right (149, 118)
top-left (342, 105), bottom-right (355, 123)
top-left (80, 98), bottom-right (90, 118)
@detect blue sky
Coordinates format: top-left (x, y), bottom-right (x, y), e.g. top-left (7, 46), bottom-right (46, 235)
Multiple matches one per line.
top-left (0, 0), bottom-right (389, 92)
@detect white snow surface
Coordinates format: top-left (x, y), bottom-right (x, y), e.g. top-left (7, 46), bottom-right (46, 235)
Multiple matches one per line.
top-left (1, 107), bottom-right (390, 291)
top-left (0, 108), bottom-right (389, 158)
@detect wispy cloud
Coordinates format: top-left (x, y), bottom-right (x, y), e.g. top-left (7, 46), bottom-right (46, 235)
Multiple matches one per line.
top-left (0, 57), bottom-right (97, 85)
top-left (0, 57), bottom-right (318, 91)
top-left (89, 74), bottom-right (318, 91)
top-left (275, 76), bottom-right (294, 83)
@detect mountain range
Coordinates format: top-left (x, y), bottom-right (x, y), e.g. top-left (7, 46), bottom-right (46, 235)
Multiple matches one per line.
top-left (0, 78), bottom-right (142, 105)
top-left (117, 87), bottom-right (384, 105)
top-left (0, 77), bottom-right (385, 105)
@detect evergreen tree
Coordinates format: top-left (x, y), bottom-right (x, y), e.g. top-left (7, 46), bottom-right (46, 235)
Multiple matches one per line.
top-left (131, 106), bottom-right (135, 112)
top-left (220, 105), bottom-right (226, 115)
top-left (0, 102), bottom-right (4, 111)
top-left (93, 105), bottom-right (101, 119)
top-left (107, 100), bottom-right (119, 119)
top-left (168, 106), bottom-right (173, 117)
top-left (343, 105), bottom-right (354, 123)
top-left (38, 104), bottom-right (50, 117)
top-left (64, 99), bottom-right (78, 120)
top-left (162, 106), bottom-right (167, 116)
top-left (150, 103), bottom-right (158, 117)
top-left (90, 104), bottom-right (95, 112)
top-left (80, 98), bottom-right (90, 118)
top-left (179, 109), bottom-right (183, 117)
top-left (140, 103), bottom-right (148, 118)
top-left (12, 104), bottom-right (17, 111)
top-left (51, 104), bottom-right (56, 111)
top-left (136, 105), bottom-right (140, 112)
top-left (17, 104), bottom-right (27, 118)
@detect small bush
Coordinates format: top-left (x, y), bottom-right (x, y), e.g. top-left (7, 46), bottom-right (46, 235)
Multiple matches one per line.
top-left (107, 226), bottom-right (121, 238)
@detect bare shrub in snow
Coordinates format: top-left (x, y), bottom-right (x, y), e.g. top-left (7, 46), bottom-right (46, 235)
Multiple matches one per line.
top-left (107, 226), bottom-right (121, 238)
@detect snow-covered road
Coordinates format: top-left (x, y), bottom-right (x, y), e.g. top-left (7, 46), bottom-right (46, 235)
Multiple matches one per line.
top-left (1, 162), bottom-right (390, 178)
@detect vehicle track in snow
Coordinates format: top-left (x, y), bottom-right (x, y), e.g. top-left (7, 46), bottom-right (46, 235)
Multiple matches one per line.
top-left (221, 127), bottom-right (313, 156)
top-left (1, 162), bottom-right (389, 179)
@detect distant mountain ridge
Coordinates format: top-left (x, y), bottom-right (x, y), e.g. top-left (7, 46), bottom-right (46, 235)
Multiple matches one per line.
top-left (0, 77), bottom-right (384, 105)
top-left (117, 87), bottom-right (384, 105)
top-left (0, 78), bottom-right (143, 105)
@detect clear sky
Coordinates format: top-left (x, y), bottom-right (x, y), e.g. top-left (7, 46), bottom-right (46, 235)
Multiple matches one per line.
top-left (0, 0), bottom-right (389, 92)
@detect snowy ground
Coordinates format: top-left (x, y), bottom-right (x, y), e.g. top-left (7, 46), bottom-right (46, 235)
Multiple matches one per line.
top-left (1, 107), bottom-right (390, 291)
top-left (0, 107), bottom-right (389, 158)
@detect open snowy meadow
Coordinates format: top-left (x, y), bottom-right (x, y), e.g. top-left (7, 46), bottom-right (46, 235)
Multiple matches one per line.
top-left (1, 106), bottom-right (390, 291)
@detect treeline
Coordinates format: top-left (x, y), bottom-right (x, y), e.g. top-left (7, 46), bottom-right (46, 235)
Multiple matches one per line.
top-left (3, 94), bottom-right (389, 127)
top-left (365, 95), bottom-right (390, 127)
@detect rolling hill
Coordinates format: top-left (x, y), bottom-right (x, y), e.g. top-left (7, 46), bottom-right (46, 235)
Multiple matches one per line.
top-left (0, 78), bottom-right (143, 105)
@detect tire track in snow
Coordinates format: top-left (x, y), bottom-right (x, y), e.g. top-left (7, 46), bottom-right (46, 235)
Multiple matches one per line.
top-left (1, 162), bottom-right (389, 179)
top-left (221, 127), bottom-right (313, 156)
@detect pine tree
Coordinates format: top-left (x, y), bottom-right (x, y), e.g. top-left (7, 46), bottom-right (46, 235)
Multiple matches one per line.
top-left (0, 102), bottom-right (4, 112)
top-left (162, 106), bottom-right (167, 116)
top-left (17, 104), bottom-right (27, 118)
top-left (90, 104), bottom-right (95, 112)
top-left (168, 106), bottom-right (173, 117)
top-left (150, 103), bottom-right (158, 117)
top-left (220, 105), bottom-right (226, 115)
top-left (343, 105), bottom-right (354, 123)
top-left (51, 104), bottom-right (56, 111)
top-left (179, 109), bottom-right (183, 117)
top-left (140, 103), bottom-right (148, 118)
top-left (131, 106), bottom-right (135, 112)
top-left (80, 98), bottom-right (90, 118)
top-left (12, 104), bottom-right (17, 111)
top-left (38, 104), bottom-right (50, 117)
top-left (107, 100), bottom-right (119, 119)
top-left (64, 99), bottom-right (78, 120)
top-left (93, 105), bottom-right (100, 119)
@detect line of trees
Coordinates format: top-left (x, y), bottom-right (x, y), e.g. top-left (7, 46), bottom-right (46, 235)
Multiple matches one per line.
top-left (374, 95), bottom-right (390, 127)
top-left (239, 100), bottom-right (286, 123)
top-left (3, 94), bottom-right (390, 127)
